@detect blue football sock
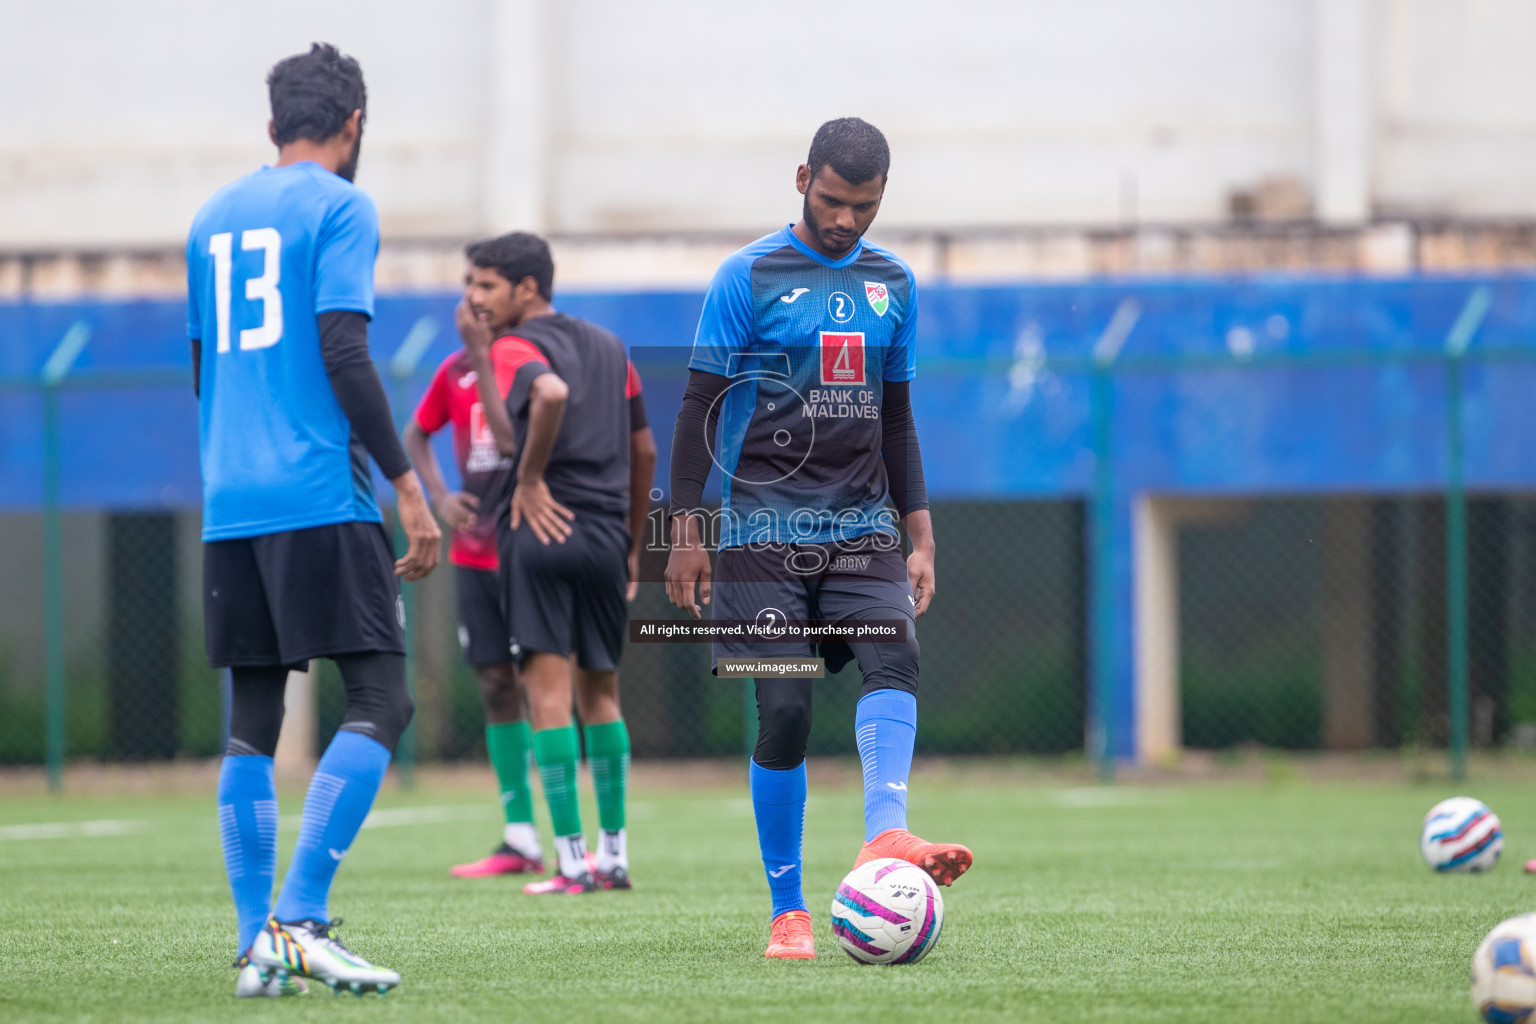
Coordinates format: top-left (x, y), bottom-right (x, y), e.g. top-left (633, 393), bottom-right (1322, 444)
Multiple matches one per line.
top-left (272, 730), bottom-right (391, 924)
top-left (749, 759), bottom-right (807, 918)
top-left (855, 689), bottom-right (917, 842)
top-left (217, 755), bottom-right (279, 956)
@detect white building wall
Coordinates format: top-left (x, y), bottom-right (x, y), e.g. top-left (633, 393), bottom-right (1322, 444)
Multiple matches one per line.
top-left (2, 0), bottom-right (1535, 249)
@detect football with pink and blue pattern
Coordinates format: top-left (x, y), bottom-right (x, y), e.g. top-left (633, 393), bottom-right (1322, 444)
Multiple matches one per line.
top-left (830, 857), bottom-right (944, 965)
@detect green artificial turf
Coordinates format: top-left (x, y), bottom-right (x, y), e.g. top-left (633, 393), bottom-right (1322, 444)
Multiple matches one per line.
top-left (0, 769), bottom-right (1526, 1022)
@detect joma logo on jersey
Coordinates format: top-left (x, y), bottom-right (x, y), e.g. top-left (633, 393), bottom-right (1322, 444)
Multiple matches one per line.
top-left (819, 332), bottom-right (866, 385)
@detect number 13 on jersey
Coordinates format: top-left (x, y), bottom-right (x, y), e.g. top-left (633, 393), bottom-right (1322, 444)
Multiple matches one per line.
top-left (208, 228), bottom-right (284, 353)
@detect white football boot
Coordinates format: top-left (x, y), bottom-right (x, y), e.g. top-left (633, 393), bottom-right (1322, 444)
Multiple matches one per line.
top-left (248, 917), bottom-right (400, 996)
top-left (234, 954), bottom-right (308, 998)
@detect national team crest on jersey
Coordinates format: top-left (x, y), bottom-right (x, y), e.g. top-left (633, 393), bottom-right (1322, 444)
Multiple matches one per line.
top-left (864, 281), bottom-right (889, 317)
top-left (820, 331), bottom-right (866, 384)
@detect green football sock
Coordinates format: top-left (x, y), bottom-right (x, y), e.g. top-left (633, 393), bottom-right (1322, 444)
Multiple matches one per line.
top-left (584, 719), bottom-right (631, 832)
top-left (486, 721), bottom-right (534, 825)
top-left (532, 725), bottom-right (582, 838)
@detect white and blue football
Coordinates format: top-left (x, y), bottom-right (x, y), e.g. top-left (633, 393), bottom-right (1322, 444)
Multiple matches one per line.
top-left (1422, 796), bottom-right (1503, 872)
top-left (830, 857), bottom-right (944, 965)
top-left (1472, 913), bottom-right (1536, 1023)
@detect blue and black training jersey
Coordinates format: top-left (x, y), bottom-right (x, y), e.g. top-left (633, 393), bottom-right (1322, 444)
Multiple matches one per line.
top-left (186, 161), bottom-right (382, 541)
top-left (687, 225), bottom-right (918, 548)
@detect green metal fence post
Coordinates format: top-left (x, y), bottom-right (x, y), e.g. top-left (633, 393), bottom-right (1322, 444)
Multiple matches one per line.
top-left (1443, 286), bottom-right (1491, 782)
top-left (388, 316), bottom-right (440, 789)
top-left (40, 322), bottom-right (91, 793)
top-left (1089, 368), bottom-right (1113, 780)
top-left (42, 388), bottom-right (64, 791)
top-left (1088, 299), bottom-right (1140, 781)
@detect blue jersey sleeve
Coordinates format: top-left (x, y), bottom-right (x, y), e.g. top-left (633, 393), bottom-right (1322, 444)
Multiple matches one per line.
top-left (883, 262), bottom-right (918, 382)
top-left (185, 227), bottom-right (203, 339)
top-left (313, 189), bottom-right (379, 318)
top-left (688, 250), bottom-right (754, 377)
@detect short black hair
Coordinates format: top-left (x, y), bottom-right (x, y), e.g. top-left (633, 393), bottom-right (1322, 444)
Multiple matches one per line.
top-left (267, 43), bottom-right (367, 146)
top-left (466, 233), bottom-right (554, 301)
top-left (806, 117), bottom-right (890, 186)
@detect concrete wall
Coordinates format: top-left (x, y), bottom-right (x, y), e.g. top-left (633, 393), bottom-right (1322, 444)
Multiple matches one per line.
top-left (3, 0), bottom-right (1536, 249)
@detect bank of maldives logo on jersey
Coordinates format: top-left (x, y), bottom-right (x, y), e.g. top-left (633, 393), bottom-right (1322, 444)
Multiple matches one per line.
top-left (466, 401), bottom-right (511, 472)
top-left (865, 281), bottom-right (889, 317)
top-left (820, 332), bottom-right (866, 385)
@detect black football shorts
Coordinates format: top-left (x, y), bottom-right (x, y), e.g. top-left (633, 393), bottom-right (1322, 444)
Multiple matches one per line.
top-left (203, 520), bottom-right (405, 669)
top-left (710, 537), bottom-right (917, 676)
top-left (455, 565), bottom-right (513, 667)
top-left (500, 512), bottom-right (628, 671)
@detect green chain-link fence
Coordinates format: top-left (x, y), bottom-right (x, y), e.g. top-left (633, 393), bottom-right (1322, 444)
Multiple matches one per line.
top-left (1176, 495), bottom-right (1536, 753)
top-left (3, 342), bottom-right (1533, 778)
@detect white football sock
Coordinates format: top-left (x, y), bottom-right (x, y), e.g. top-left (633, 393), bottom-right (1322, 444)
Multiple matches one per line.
top-left (554, 833), bottom-right (588, 878)
top-left (596, 828), bottom-right (627, 871)
top-left (504, 822), bottom-right (542, 858)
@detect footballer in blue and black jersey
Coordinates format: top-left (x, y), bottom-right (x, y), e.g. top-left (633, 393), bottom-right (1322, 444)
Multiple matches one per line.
top-left (666, 118), bottom-right (970, 959)
top-left (686, 224), bottom-right (918, 549)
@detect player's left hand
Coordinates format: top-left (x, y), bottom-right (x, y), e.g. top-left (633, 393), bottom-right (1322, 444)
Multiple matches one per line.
top-left (393, 473), bottom-right (443, 581)
top-left (511, 476), bottom-right (575, 544)
top-left (907, 546), bottom-right (935, 618)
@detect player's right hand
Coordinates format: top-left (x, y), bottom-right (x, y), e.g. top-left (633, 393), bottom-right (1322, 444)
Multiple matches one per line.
top-left (454, 297), bottom-right (493, 353)
top-left (665, 514), bottom-right (712, 619)
top-left (393, 474), bottom-right (443, 581)
top-left (435, 491), bottom-right (480, 532)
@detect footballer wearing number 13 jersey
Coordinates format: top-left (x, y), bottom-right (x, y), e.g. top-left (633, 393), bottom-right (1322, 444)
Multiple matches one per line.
top-left (666, 118), bottom-right (972, 961)
top-left (187, 43), bottom-right (441, 999)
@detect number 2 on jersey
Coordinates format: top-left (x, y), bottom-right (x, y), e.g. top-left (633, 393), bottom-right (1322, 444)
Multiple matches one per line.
top-left (209, 228), bottom-right (284, 353)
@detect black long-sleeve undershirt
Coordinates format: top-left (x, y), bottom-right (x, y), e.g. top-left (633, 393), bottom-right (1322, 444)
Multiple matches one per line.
top-left (669, 369), bottom-right (729, 515)
top-left (318, 310), bottom-right (412, 480)
top-left (667, 369), bottom-right (929, 518)
top-left (190, 310), bottom-right (411, 481)
top-left (880, 379), bottom-right (929, 517)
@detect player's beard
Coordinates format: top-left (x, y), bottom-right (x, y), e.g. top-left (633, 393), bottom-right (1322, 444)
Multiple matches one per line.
top-left (802, 194), bottom-right (860, 257)
top-left (336, 128), bottom-right (363, 183)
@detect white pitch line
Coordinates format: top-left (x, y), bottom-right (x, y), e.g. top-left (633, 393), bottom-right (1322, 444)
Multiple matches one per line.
top-left (0, 819), bottom-right (145, 841)
top-left (1052, 787), bottom-right (1153, 808)
top-left (278, 804), bottom-right (491, 831)
top-left (4, 805), bottom-right (493, 842)
top-left (360, 805), bottom-right (488, 829)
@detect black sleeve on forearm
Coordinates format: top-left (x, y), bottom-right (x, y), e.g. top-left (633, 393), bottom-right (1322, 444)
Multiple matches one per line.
top-left (191, 338), bottom-right (201, 398)
top-left (669, 369), bottom-right (730, 514)
top-left (629, 392), bottom-right (649, 432)
top-left (881, 380), bottom-right (929, 517)
top-left (318, 310), bottom-right (413, 481)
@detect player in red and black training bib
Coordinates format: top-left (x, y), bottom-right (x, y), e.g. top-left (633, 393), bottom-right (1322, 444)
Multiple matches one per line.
top-left (665, 118), bottom-right (971, 961)
top-left (403, 237), bottom-right (545, 880)
top-left (458, 233), bottom-right (657, 895)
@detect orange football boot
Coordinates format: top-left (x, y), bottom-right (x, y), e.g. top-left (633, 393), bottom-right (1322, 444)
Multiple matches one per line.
top-left (854, 828), bottom-right (973, 886)
top-left (764, 910), bottom-right (816, 959)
